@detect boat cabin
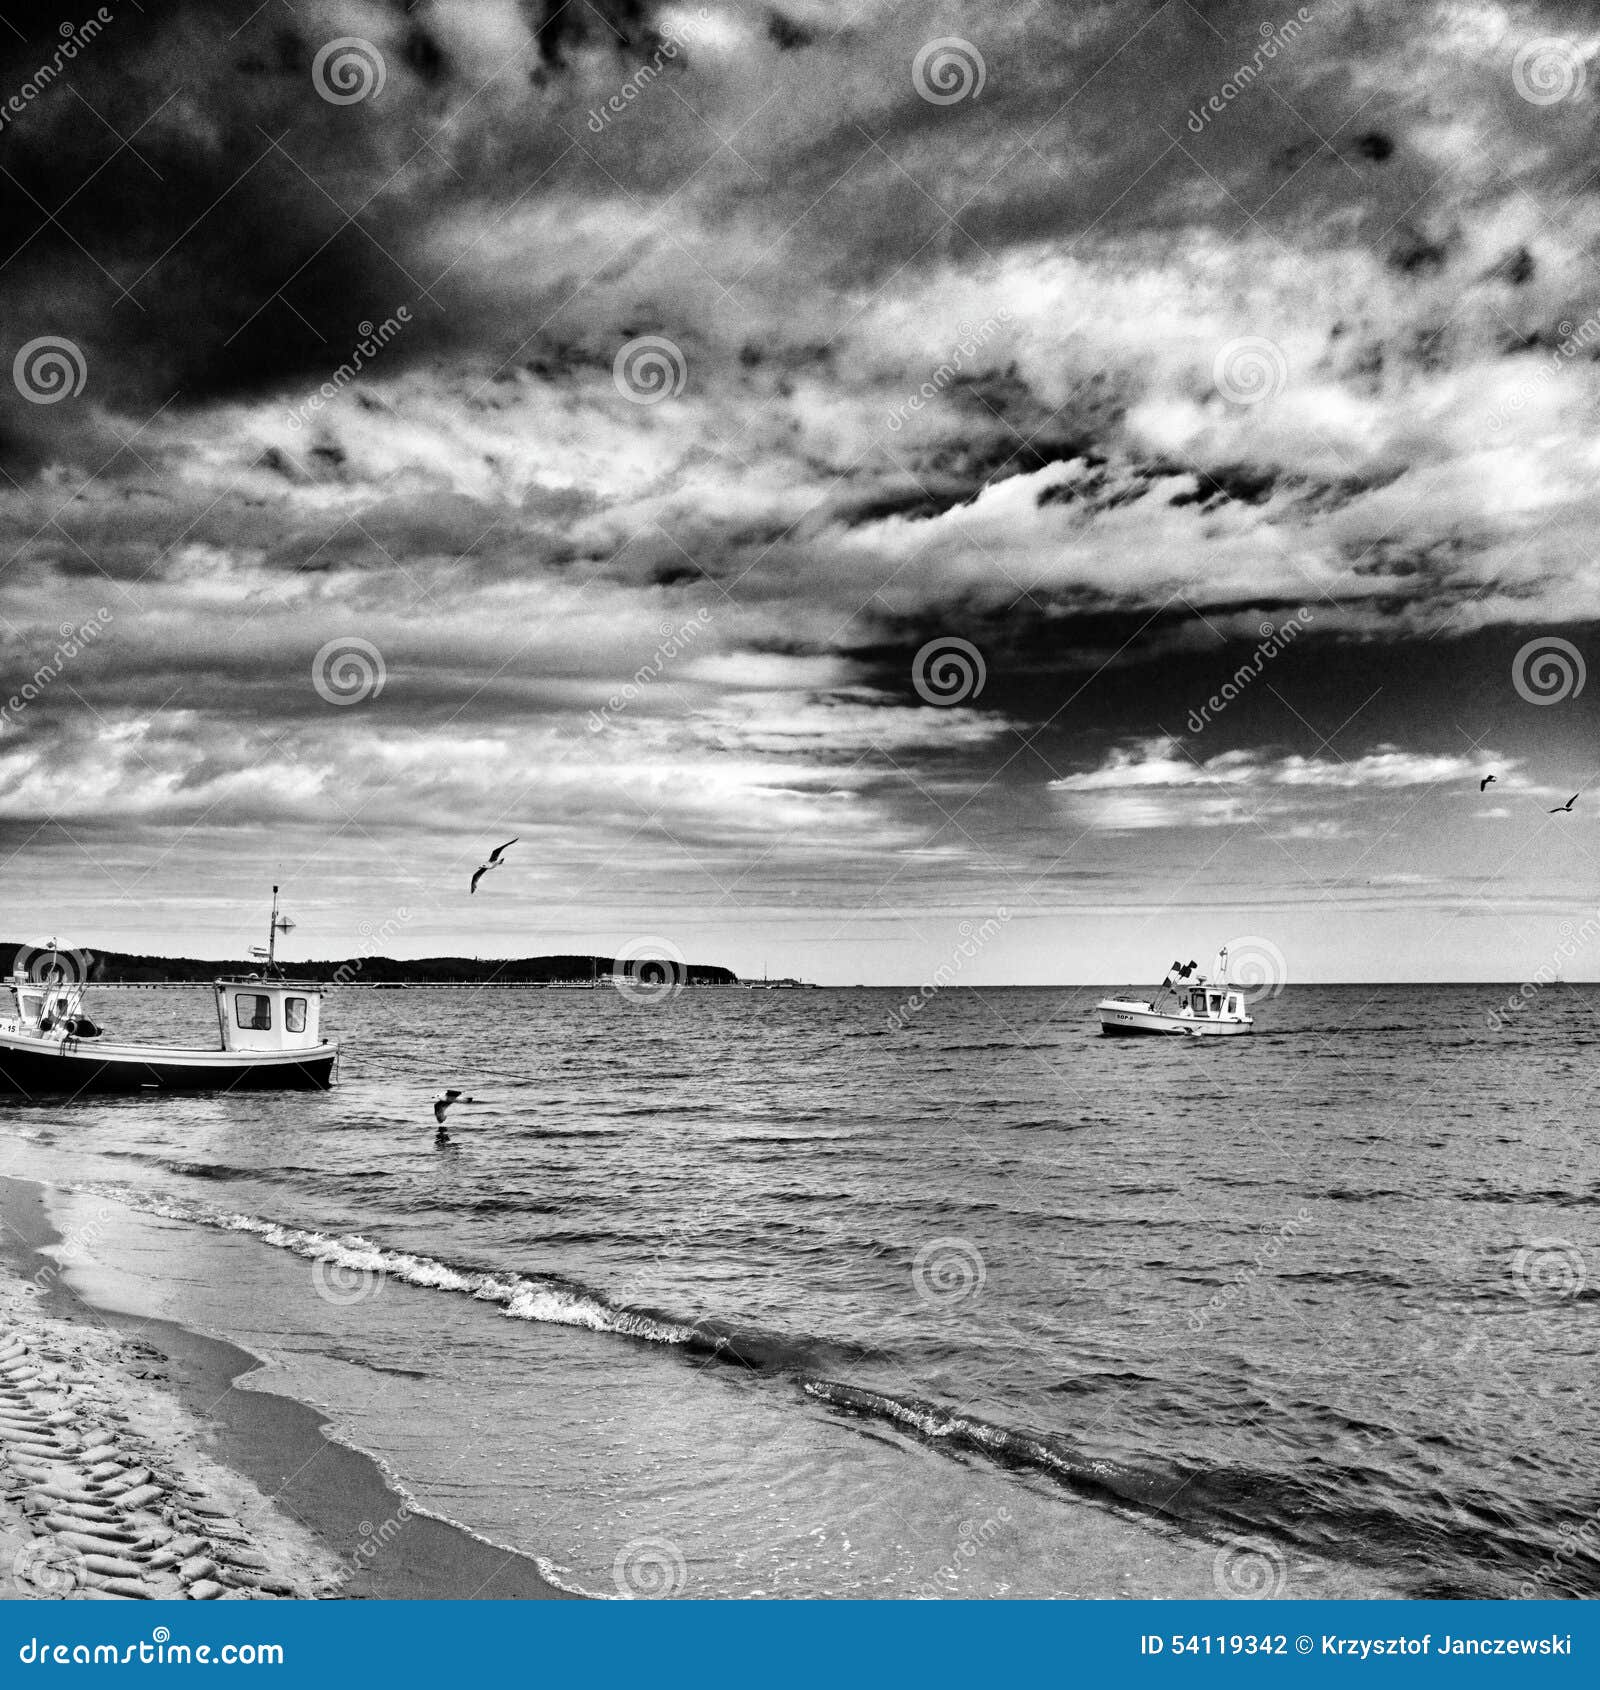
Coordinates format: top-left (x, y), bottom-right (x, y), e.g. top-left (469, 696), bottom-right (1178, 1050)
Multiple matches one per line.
top-left (1186, 986), bottom-right (1245, 1021)
top-left (213, 980), bottom-right (325, 1053)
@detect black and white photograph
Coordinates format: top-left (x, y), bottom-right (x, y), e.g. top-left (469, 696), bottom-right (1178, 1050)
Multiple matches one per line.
top-left (0, 0), bottom-right (1597, 1629)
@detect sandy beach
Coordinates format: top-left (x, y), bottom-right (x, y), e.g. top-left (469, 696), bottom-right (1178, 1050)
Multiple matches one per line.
top-left (0, 1264), bottom-right (335, 1597)
top-left (0, 1175), bottom-right (567, 1601)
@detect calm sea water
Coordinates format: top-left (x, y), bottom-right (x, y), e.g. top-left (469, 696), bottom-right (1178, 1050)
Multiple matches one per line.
top-left (2, 983), bottom-right (1596, 1600)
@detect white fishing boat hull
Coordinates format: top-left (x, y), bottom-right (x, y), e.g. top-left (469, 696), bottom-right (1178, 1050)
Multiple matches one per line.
top-left (0, 1026), bottom-right (339, 1092)
top-left (1096, 998), bottom-right (1253, 1037)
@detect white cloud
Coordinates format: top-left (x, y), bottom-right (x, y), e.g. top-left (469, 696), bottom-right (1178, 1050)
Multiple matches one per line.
top-left (1050, 739), bottom-right (1505, 794)
top-left (1047, 738), bottom-right (1523, 831)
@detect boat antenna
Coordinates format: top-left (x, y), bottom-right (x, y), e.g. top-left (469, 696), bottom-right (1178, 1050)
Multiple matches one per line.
top-left (1218, 945), bottom-right (1229, 986)
top-left (262, 885), bottom-right (295, 978)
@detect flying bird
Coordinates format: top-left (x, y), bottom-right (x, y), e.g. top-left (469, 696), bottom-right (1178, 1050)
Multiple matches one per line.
top-left (1550, 795), bottom-right (1578, 814)
top-left (1479, 774), bottom-right (1495, 792)
top-left (470, 837), bottom-right (518, 895)
top-left (432, 1088), bottom-right (473, 1124)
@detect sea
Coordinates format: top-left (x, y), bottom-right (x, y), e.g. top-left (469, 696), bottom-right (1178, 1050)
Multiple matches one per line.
top-left (0, 983), bottom-right (1596, 1601)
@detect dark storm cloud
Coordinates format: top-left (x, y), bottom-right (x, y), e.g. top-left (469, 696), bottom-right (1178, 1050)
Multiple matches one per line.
top-left (0, 0), bottom-right (678, 432)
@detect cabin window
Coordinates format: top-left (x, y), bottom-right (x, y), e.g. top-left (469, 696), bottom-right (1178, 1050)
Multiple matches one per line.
top-left (235, 993), bottom-right (272, 1031)
top-left (285, 997), bottom-right (307, 1034)
top-left (1226, 994), bottom-right (1241, 1016)
top-left (1209, 994), bottom-right (1222, 1013)
top-left (1191, 991), bottom-right (1206, 1012)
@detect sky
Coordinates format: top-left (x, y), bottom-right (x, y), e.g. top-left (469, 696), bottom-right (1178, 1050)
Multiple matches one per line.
top-left (2, 0), bottom-right (1600, 984)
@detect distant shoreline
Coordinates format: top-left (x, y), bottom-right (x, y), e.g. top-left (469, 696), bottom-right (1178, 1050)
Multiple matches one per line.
top-left (1, 944), bottom-right (745, 989)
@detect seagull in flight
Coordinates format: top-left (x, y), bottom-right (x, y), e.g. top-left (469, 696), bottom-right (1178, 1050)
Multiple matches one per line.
top-left (432, 1089), bottom-right (475, 1142)
top-left (470, 837), bottom-right (518, 895)
top-left (1549, 794), bottom-right (1578, 814)
top-left (1479, 774), bottom-right (1495, 792)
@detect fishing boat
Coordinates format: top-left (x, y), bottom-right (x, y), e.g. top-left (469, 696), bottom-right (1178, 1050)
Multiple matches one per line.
top-left (1096, 951), bottom-right (1254, 1038)
top-left (0, 890), bottom-right (339, 1094)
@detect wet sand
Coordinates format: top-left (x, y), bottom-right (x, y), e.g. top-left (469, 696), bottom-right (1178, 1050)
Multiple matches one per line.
top-left (0, 1174), bottom-right (569, 1600)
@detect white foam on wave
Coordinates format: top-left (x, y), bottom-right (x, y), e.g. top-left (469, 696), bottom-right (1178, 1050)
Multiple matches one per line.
top-left (533, 1557), bottom-right (615, 1599)
top-left (215, 1213), bottom-right (707, 1345)
top-left (81, 1183), bottom-right (701, 1348)
top-left (501, 1282), bottom-right (699, 1344)
top-left (806, 1380), bottom-right (1033, 1458)
top-left (805, 1379), bottom-right (958, 1438)
top-left (223, 1213), bottom-right (701, 1343)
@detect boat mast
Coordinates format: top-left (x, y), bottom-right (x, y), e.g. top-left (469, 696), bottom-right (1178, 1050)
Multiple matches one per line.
top-left (261, 886), bottom-right (295, 978)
